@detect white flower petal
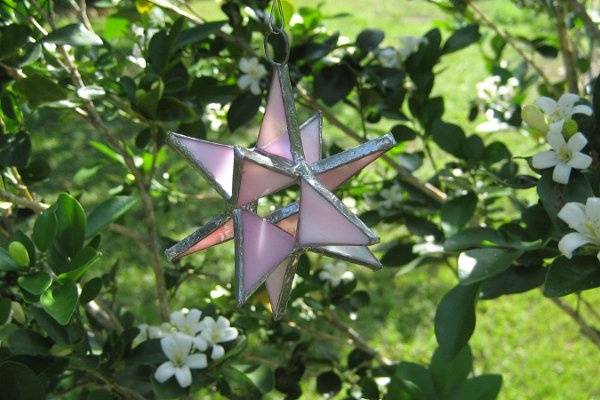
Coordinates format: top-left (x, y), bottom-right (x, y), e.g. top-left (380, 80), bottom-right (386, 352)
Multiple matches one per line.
top-left (567, 132), bottom-right (588, 153)
top-left (535, 96), bottom-right (558, 114)
top-left (193, 336), bottom-right (208, 351)
top-left (155, 362), bottom-right (176, 383)
top-left (532, 150), bottom-right (558, 169)
top-left (586, 197), bottom-right (600, 219)
top-left (571, 104), bottom-right (593, 116)
top-left (237, 75), bottom-right (252, 90)
top-left (557, 93), bottom-right (580, 114)
top-left (250, 81), bottom-right (261, 95)
top-left (552, 163), bottom-right (572, 184)
top-left (239, 57), bottom-right (251, 72)
top-left (174, 366), bottom-right (192, 388)
top-left (187, 309), bottom-right (202, 323)
top-left (160, 335), bottom-right (178, 360)
top-left (547, 121), bottom-right (566, 150)
top-left (558, 232), bottom-right (591, 258)
top-left (211, 345), bottom-right (225, 360)
top-left (558, 202), bottom-right (587, 231)
top-left (219, 327), bottom-right (239, 342)
top-left (170, 311), bottom-right (186, 328)
top-left (186, 353), bottom-right (208, 369)
top-left (567, 152), bottom-right (592, 169)
top-left (216, 316), bottom-right (230, 328)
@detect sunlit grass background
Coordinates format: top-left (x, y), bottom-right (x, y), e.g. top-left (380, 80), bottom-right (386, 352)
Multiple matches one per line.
top-left (31, 0), bottom-right (600, 399)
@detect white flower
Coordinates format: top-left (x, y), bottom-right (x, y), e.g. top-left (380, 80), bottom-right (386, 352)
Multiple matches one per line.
top-left (199, 316), bottom-right (239, 360)
top-left (170, 308), bottom-right (203, 337)
top-left (558, 198), bottom-right (600, 260)
top-left (531, 120), bottom-right (592, 184)
top-left (476, 109), bottom-right (510, 133)
top-left (398, 36), bottom-right (427, 61)
top-left (476, 75), bottom-right (519, 111)
top-left (342, 197), bottom-right (358, 213)
top-left (154, 333), bottom-right (207, 388)
top-left (237, 57), bottom-right (267, 95)
top-left (203, 103), bottom-right (229, 131)
top-left (319, 262), bottom-right (354, 287)
top-left (413, 236), bottom-right (444, 255)
top-left (535, 93), bottom-right (593, 123)
top-left (379, 183), bottom-right (403, 210)
top-left (377, 47), bottom-right (399, 68)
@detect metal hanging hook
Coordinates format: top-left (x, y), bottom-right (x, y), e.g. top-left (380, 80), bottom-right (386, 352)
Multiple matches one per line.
top-left (264, 0), bottom-right (290, 66)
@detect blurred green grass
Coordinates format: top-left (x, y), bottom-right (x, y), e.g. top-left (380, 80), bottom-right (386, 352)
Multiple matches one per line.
top-left (33, 0), bottom-right (600, 399)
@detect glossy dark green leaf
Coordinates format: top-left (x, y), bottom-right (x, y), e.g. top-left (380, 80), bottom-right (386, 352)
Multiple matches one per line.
top-left (444, 227), bottom-right (507, 252)
top-left (458, 248), bottom-right (522, 285)
top-left (316, 370), bottom-right (342, 396)
top-left (18, 271), bottom-right (52, 295)
top-left (442, 24), bottom-right (481, 54)
top-left (176, 21), bottom-right (226, 49)
top-left (157, 97), bottom-right (196, 122)
top-left (391, 124), bottom-right (417, 142)
top-left (86, 195), bottom-right (138, 238)
top-left (80, 277), bottom-right (103, 304)
top-left (0, 361), bottom-right (46, 400)
top-left (430, 120), bottom-right (465, 158)
top-left (13, 74), bottom-right (69, 107)
top-left (54, 193), bottom-right (87, 258)
top-left (356, 29), bottom-right (384, 52)
top-left (8, 328), bottom-right (51, 356)
top-left (430, 345), bottom-right (472, 396)
top-left (33, 208), bottom-right (58, 251)
top-left (381, 242), bottom-right (418, 267)
top-left (245, 364), bottom-right (274, 394)
top-left (434, 283), bottom-right (479, 360)
top-left (29, 306), bottom-right (69, 344)
top-left (544, 256), bottom-right (600, 297)
top-left (0, 24), bottom-right (31, 60)
top-left (218, 366), bottom-right (263, 400)
top-left (57, 246), bottom-right (101, 283)
top-left (0, 247), bottom-right (19, 271)
top-left (40, 282), bottom-right (79, 325)
top-left (449, 374), bottom-right (502, 400)
top-left (227, 93), bottom-right (261, 132)
top-left (480, 266), bottom-right (546, 299)
top-left (45, 23), bottom-right (103, 46)
top-left (348, 347), bottom-right (374, 369)
top-left (441, 192), bottom-right (477, 234)
top-left (314, 64), bottom-right (356, 106)
top-left (127, 339), bottom-right (167, 365)
top-left (389, 362), bottom-right (436, 400)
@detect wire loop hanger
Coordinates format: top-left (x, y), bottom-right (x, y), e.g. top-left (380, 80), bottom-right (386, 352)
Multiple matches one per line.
top-left (264, 0), bottom-right (290, 66)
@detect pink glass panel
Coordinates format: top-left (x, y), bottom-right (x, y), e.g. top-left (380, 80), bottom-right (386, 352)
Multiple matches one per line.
top-left (181, 219), bottom-right (234, 257)
top-left (241, 211), bottom-right (294, 297)
top-left (265, 259), bottom-right (291, 312)
top-left (256, 74), bottom-right (292, 160)
top-left (300, 116), bottom-right (321, 164)
top-left (276, 214), bottom-right (299, 236)
top-left (237, 160), bottom-right (295, 206)
top-left (172, 135), bottom-right (234, 197)
top-left (318, 151), bottom-right (383, 190)
top-left (297, 180), bottom-right (369, 246)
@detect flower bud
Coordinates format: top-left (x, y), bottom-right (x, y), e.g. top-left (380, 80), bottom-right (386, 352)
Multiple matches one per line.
top-left (8, 241), bottom-right (29, 268)
top-left (50, 343), bottom-right (73, 357)
top-left (522, 104), bottom-right (548, 133)
top-left (562, 118), bottom-right (578, 138)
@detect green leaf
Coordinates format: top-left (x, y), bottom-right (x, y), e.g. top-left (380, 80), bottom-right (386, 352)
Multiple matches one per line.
top-left (0, 24), bottom-right (31, 60)
top-left (57, 246), bottom-right (101, 283)
top-left (430, 345), bottom-right (472, 396)
top-left (389, 362), bottom-right (436, 400)
top-left (8, 328), bottom-right (51, 356)
top-left (316, 370), bottom-right (342, 396)
top-left (449, 374), bottom-right (502, 400)
top-left (457, 248), bottom-right (522, 285)
top-left (245, 364), bottom-right (274, 394)
top-left (33, 208), bottom-right (58, 251)
top-left (218, 366), bottom-right (263, 400)
top-left (40, 282), bottom-right (79, 325)
top-left (0, 247), bottom-right (19, 271)
top-left (442, 24), bottom-right (481, 54)
top-left (8, 241), bottom-right (29, 268)
top-left (137, 79), bottom-right (164, 118)
top-left (157, 97), bottom-right (196, 122)
top-left (29, 306), bottom-right (69, 344)
top-left (391, 124), bottom-right (417, 142)
top-left (544, 256), bottom-right (600, 297)
top-left (176, 21), bottom-right (226, 49)
top-left (127, 339), bottom-right (167, 365)
top-left (45, 23), bottom-right (103, 46)
top-left (13, 73), bottom-right (69, 107)
top-left (434, 283), bottom-right (479, 360)
top-left (381, 242), bottom-right (418, 267)
top-left (444, 227), bottom-right (507, 252)
top-left (480, 266), bottom-right (546, 299)
top-left (314, 64), bottom-right (356, 106)
top-left (86, 195), bottom-right (138, 238)
top-left (80, 277), bottom-right (103, 304)
top-left (227, 93), bottom-right (261, 132)
top-left (0, 298), bottom-right (10, 325)
top-left (430, 120), bottom-right (465, 158)
top-left (356, 29), bottom-right (384, 52)
top-left (0, 361), bottom-right (46, 400)
top-left (18, 272), bottom-right (52, 295)
top-left (54, 193), bottom-right (87, 258)
top-left (441, 192), bottom-right (477, 234)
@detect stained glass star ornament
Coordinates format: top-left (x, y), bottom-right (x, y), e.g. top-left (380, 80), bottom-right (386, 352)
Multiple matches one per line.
top-left (166, 64), bottom-right (396, 318)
